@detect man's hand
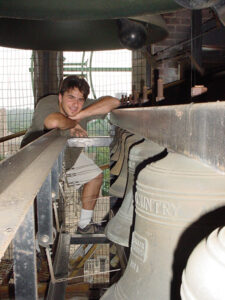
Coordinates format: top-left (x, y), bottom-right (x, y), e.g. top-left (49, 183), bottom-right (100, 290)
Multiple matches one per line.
top-left (69, 114), bottom-right (80, 121)
top-left (70, 123), bottom-right (88, 137)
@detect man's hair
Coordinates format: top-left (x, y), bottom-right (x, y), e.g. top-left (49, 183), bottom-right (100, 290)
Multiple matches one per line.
top-left (59, 75), bottom-right (90, 101)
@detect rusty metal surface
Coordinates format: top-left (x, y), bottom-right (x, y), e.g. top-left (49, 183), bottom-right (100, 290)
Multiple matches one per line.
top-left (110, 102), bottom-right (225, 174)
top-left (0, 130), bottom-right (26, 143)
top-left (0, 129), bottom-right (67, 259)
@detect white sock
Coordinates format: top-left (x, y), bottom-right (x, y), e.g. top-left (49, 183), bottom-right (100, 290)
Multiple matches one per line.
top-left (78, 209), bottom-right (94, 229)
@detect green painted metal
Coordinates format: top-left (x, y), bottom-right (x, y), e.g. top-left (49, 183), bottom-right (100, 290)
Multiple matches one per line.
top-left (0, 0), bottom-right (180, 21)
top-left (63, 67), bottom-right (132, 72)
top-left (63, 52), bottom-right (132, 98)
top-left (0, 18), bottom-right (123, 51)
top-left (63, 62), bottom-right (88, 66)
top-left (0, 17), bottom-right (168, 51)
top-left (89, 52), bottom-right (97, 99)
top-left (64, 73), bottom-right (88, 78)
top-left (30, 53), bottom-right (35, 97)
top-left (81, 52), bottom-right (86, 77)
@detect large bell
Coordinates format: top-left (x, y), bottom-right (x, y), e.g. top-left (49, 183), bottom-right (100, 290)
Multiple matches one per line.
top-left (106, 140), bottom-right (164, 247)
top-left (110, 129), bottom-right (124, 161)
top-left (111, 132), bottom-right (133, 176)
top-left (109, 135), bottom-right (143, 198)
top-left (174, 0), bottom-right (219, 9)
top-left (101, 152), bottom-right (225, 300)
top-left (110, 128), bottom-right (123, 155)
top-left (111, 131), bottom-right (131, 162)
top-left (0, 1), bottom-right (179, 22)
top-left (0, 12), bottom-right (169, 51)
top-left (181, 226), bottom-right (225, 300)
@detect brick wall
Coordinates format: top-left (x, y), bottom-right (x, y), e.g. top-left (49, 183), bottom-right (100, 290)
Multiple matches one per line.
top-left (151, 8), bottom-right (214, 84)
top-left (131, 8), bottom-right (215, 99)
top-left (152, 9), bottom-right (191, 84)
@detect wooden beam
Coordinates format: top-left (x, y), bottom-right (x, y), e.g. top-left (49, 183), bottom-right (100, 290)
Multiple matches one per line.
top-left (69, 244), bottom-right (98, 277)
top-left (0, 282), bottom-right (90, 299)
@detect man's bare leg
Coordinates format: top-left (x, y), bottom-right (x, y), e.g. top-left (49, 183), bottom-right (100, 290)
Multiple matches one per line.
top-left (82, 172), bottom-right (103, 210)
top-left (78, 173), bottom-right (103, 229)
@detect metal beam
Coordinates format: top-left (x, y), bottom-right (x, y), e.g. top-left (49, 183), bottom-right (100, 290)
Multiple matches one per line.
top-left (67, 137), bottom-right (113, 148)
top-left (71, 234), bottom-right (109, 244)
top-left (0, 129), bottom-right (67, 259)
top-left (47, 233), bottom-right (70, 300)
top-left (110, 102), bottom-right (225, 173)
top-left (51, 159), bottom-right (60, 201)
top-left (13, 205), bottom-right (38, 300)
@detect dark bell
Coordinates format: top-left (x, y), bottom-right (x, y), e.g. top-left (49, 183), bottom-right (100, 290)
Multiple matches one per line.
top-left (117, 19), bottom-right (147, 50)
top-left (174, 0), bottom-right (220, 9)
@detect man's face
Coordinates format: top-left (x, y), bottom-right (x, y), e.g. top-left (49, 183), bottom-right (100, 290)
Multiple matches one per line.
top-left (59, 87), bottom-right (85, 118)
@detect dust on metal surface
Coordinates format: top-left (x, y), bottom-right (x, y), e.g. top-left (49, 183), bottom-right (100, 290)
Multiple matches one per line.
top-left (67, 136), bottom-right (113, 148)
top-left (110, 102), bottom-right (225, 174)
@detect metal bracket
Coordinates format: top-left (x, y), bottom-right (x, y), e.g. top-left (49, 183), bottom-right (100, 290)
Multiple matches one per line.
top-left (37, 173), bottom-right (53, 247)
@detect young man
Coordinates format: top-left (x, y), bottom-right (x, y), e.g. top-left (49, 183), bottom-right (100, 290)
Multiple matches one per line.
top-left (21, 75), bottom-right (120, 234)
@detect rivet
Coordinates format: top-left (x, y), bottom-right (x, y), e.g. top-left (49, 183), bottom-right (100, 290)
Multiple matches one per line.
top-left (41, 235), bottom-right (49, 243)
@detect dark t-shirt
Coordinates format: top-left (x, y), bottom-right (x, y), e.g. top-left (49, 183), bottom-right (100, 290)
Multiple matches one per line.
top-left (21, 94), bottom-right (105, 169)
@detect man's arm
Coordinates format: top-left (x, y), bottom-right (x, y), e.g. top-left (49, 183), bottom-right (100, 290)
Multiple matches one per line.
top-left (69, 96), bottom-right (120, 121)
top-left (44, 112), bottom-right (88, 137)
top-left (44, 112), bottom-right (77, 130)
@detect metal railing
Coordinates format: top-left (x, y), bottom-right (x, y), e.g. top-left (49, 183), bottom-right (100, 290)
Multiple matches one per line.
top-left (0, 128), bottom-right (113, 299)
top-left (0, 129), bottom-right (67, 299)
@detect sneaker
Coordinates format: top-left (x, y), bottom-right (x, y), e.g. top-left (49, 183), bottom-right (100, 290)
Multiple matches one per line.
top-left (76, 220), bottom-right (105, 234)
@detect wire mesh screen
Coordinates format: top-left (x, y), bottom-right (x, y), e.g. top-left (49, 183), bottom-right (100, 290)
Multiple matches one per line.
top-left (0, 47), bottom-right (34, 264)
top-left (132, 49), bottom-right (148, 93)
top-left (0, 47), bottom-right (33, 160)
top-left (63, 50), bottom-right (132, 99)
top-left (84, 245), bottom-right (110, 284)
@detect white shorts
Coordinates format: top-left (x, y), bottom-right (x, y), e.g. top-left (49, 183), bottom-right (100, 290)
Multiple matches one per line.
top-left (66, 152), bottom-right (102, 189)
